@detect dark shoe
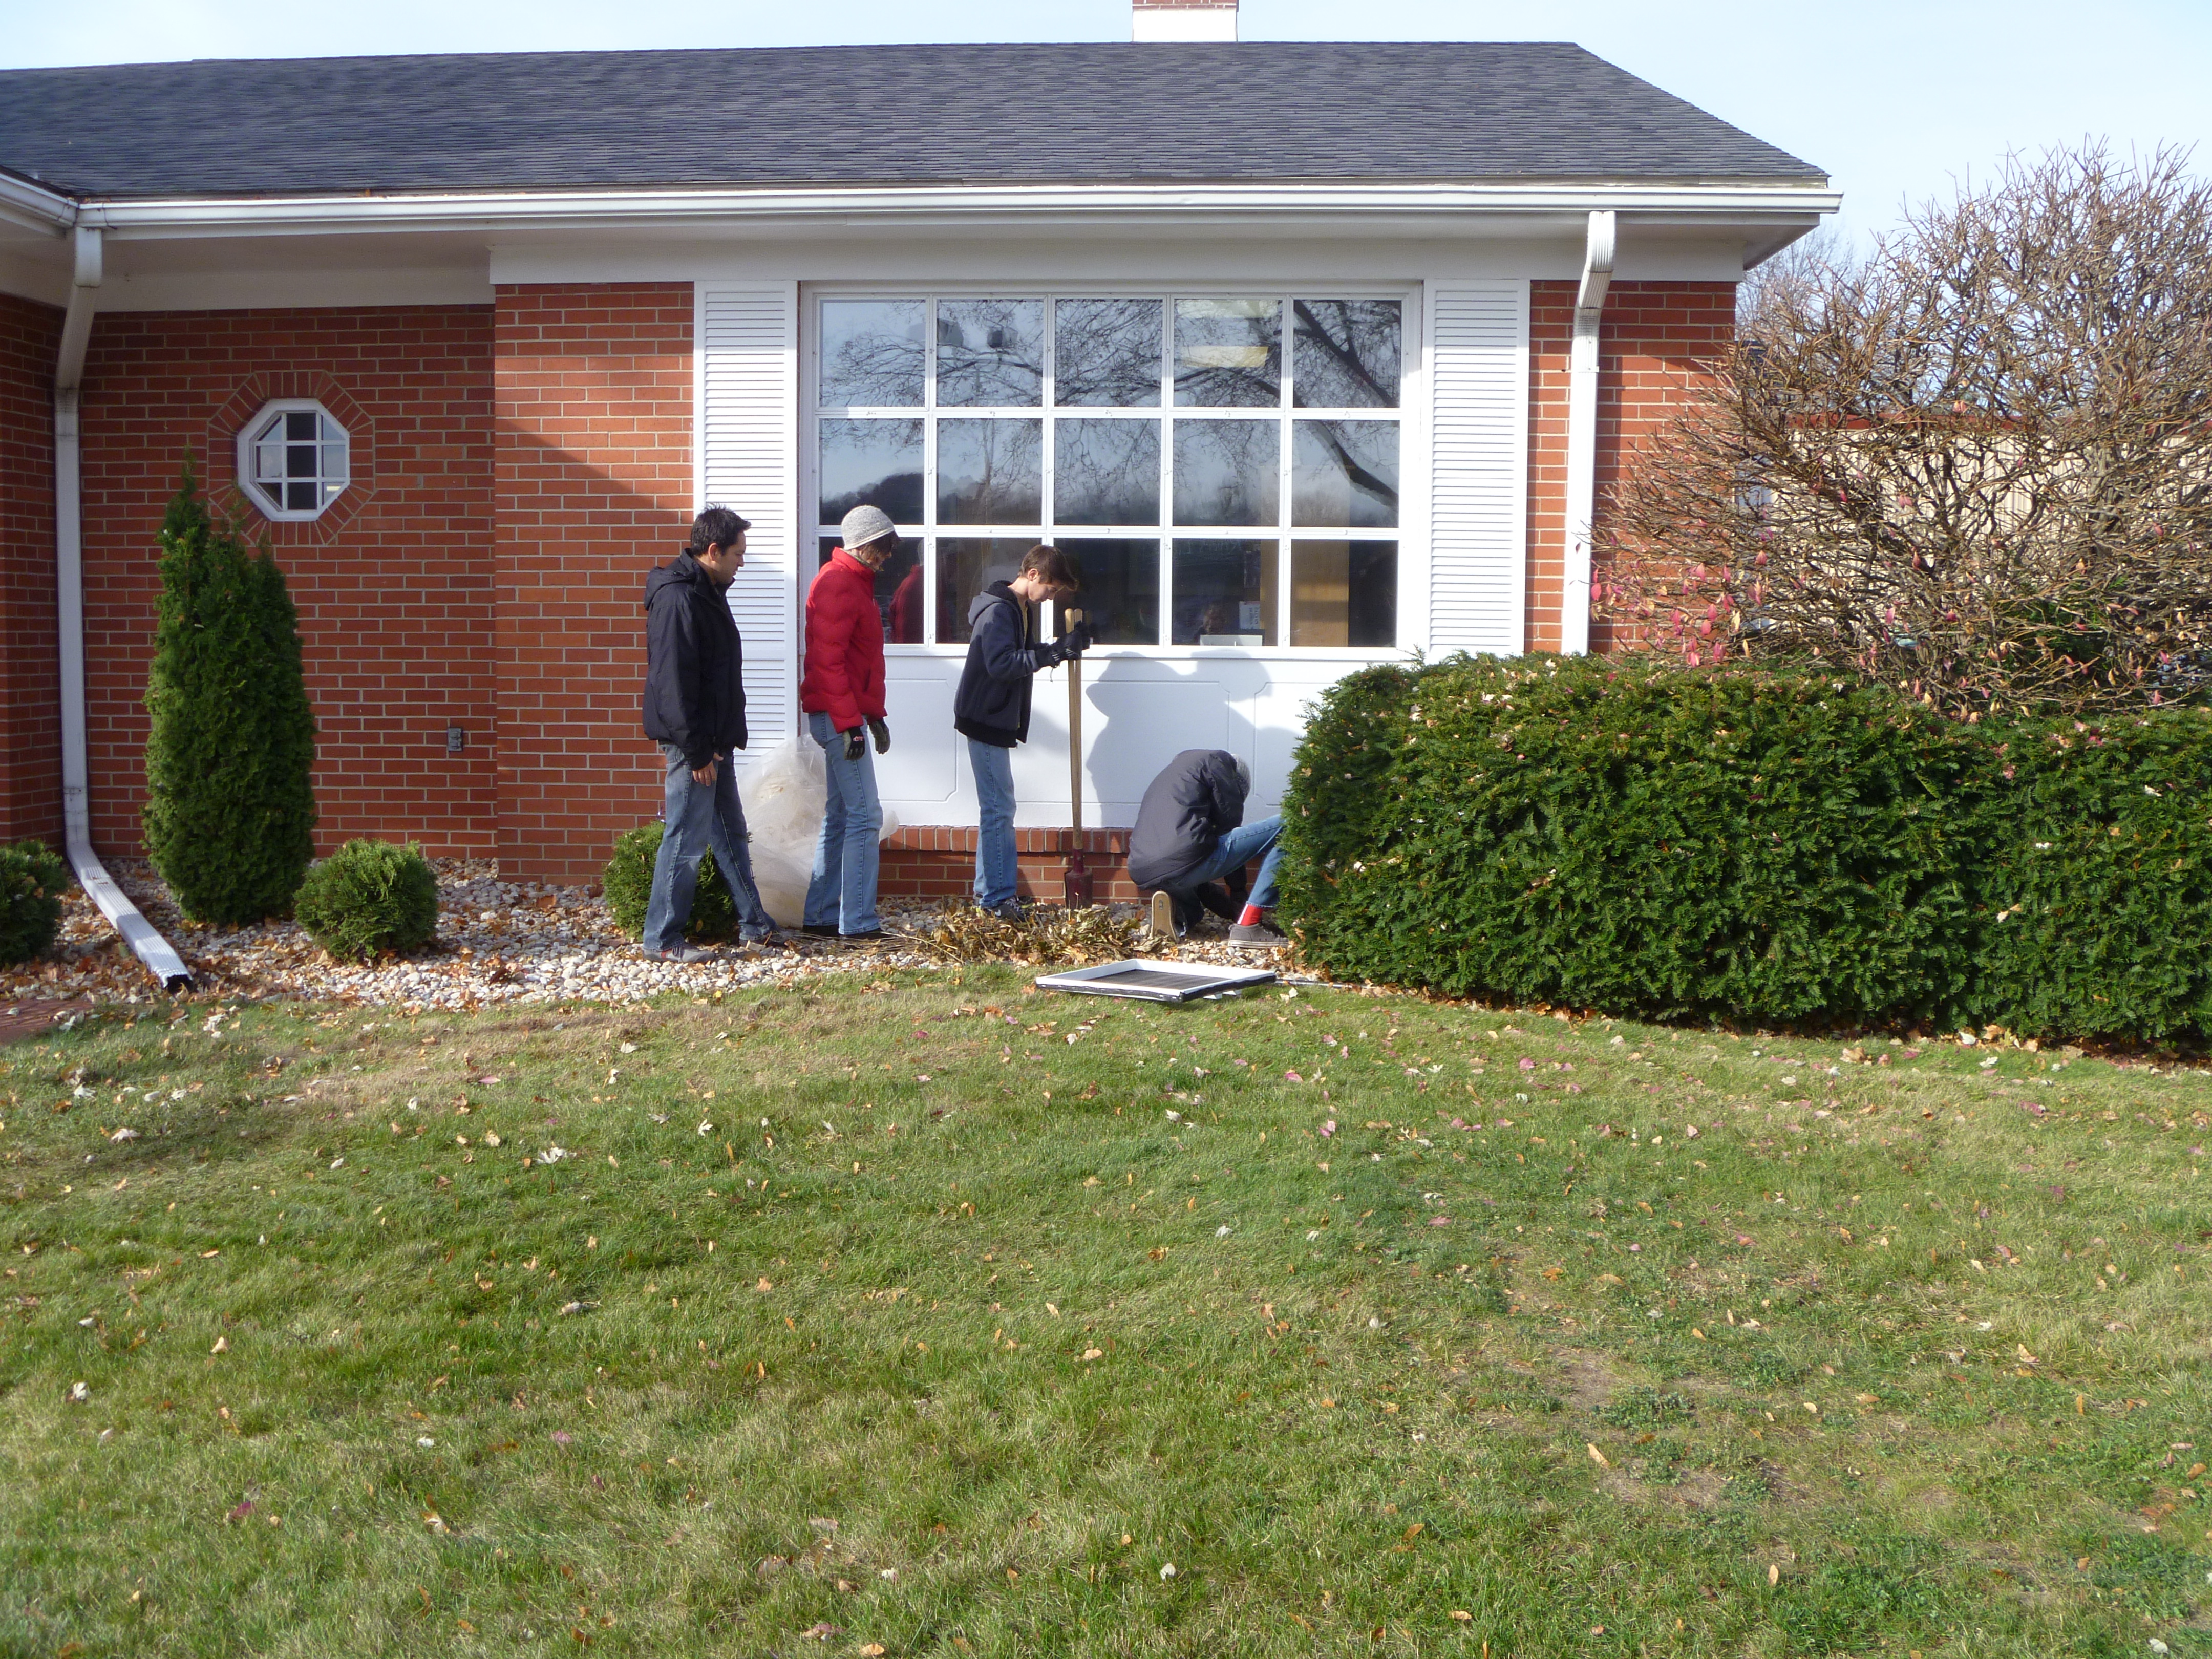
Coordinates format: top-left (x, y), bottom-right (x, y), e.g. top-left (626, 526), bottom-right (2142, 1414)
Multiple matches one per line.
top-left (838, 928), bottom-right (885, 943)
top-left (1172, 892), bottom-right (1204, 934)
top-left (986, 900), bottom-right (1026, 925)
top-left (800, 924), bottom-right (841, 938)
top-left (1227, 921), bottom-right (1289, 949)
top-left (642, 943), bottom-right (716, 963)
top-left (1196, 881), bottom-right (1242, 923)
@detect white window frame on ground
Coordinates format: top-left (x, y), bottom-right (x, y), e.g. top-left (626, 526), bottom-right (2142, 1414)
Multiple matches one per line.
top-left (804, 288), bottom-right (1416, 656)
top-left (235, 398), bottom-right (351, 522)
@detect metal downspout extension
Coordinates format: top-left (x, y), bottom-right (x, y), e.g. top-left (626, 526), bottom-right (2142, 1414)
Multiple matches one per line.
top-left (1560, 208), bottom-right (1615, 657)
top-left (54, 222), bottom-right (195, 994)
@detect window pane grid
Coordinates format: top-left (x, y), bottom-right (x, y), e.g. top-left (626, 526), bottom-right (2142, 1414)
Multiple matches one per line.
top-left (238, 402), bottom-right (348, 522)
top-left (813, 294), bottom-right (1400, 649)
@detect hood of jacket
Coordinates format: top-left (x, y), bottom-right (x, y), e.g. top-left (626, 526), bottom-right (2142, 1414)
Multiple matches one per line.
top-left (968, 581), bottom-right (1020, 631)
top-left (644, 550), bottom-right (718, 610)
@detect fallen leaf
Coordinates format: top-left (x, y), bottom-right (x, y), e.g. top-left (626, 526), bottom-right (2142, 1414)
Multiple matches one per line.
top-left (1587, 1444), bottom-right (1609, 1467)
top-left (210, 1336), bottom-right (228, 1354)
top-left (1079, 1348), bottom-right (1103, 1362)
top-left (1450, 1610), bottom-right (1473, 1622)
top-left (1768, 1563), bottom-right (1780, 1586)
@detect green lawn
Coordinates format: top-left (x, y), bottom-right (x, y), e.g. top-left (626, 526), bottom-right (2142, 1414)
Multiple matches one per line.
top-left (2, 971), bottom-right (2208, 1657)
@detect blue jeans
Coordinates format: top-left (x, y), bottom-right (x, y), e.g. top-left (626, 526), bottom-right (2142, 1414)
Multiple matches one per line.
top-left (804, 711), bottom-right (882, 933)
top-left (642, 743), bottom-right (774, 951)
top-left (968, 737), bottom-right (1019, 909)
top-left (1172, 815), bottom-right (1285, 911)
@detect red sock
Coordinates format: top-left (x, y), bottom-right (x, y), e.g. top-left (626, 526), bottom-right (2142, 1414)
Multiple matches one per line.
top-left (1237, 903), bottom-right (1264, 927)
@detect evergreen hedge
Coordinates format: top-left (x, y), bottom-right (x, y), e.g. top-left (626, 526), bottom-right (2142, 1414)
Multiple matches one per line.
top-left (142, 463), bottom-right (318, 924)
top-left (602, 824), bottom-right (736, 943)
top-left (1280, 654), bottom-right (2212, 1042)
top-left (0, 840), bottom-right (68, 967)
top-left (294, 840), bottom-right (440, 962)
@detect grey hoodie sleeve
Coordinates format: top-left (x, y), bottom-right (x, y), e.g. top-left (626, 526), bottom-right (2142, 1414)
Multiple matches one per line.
top-left (973, 595), bottom-right (1050, 683)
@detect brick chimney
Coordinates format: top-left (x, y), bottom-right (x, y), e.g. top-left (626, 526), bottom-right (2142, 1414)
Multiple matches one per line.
top-left (1132, 0), bottom-right (1238, 42)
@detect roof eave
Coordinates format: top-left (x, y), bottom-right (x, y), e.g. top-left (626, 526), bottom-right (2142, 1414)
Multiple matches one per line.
top-left (73, 177), bottom-right (1840, 240)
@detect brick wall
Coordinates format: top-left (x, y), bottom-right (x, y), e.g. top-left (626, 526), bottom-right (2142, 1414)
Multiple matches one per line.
top-left (0, 292), bottom-right (62, 847)
top-left (880, 826), bottom-right (1139, 904)
top-left (1526, 279), bottom-right (1735, 654)
top-left (493, 284), bottom-right (695, 884)
top-left (76, 305), bottom-right (497, 857)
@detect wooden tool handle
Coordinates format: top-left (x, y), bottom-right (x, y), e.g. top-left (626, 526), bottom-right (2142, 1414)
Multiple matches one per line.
top-left (1064, 607), bottom-right (1083, 837)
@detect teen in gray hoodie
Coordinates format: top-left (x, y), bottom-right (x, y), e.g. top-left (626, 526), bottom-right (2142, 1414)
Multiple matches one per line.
top-left (951, 544), bottom-right (1088, 920)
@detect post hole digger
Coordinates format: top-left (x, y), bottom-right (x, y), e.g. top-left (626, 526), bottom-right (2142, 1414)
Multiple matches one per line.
top-left (1062, 604), bottom-right (1095, 909)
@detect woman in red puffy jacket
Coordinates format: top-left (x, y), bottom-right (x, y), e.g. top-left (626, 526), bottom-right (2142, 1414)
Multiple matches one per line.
top-left (799, 504), bottom-right (896, 938)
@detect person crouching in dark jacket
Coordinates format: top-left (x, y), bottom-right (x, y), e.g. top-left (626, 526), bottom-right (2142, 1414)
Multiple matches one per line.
top-left (639, 507), bottom-right (778, 961)
top-left (1126, 748), bottom-right (1288, 948)
top-left (952, 543), bottom-right (1089, 922)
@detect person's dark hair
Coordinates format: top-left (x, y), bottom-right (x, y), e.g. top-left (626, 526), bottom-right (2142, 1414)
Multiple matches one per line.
top-left (1021, 543), bottom-right (1081, 592)
top-left (685, 506), bottom-right (751, 555)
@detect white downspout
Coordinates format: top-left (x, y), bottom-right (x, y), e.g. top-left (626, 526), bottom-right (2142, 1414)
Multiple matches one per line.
top-left (1561, 208), bottom-right (1615, 656)
top-left (55, 222), bottom-right (196, 994)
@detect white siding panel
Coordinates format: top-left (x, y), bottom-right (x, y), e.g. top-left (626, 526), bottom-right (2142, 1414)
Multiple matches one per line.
top-left (697, 283), bottom-right (800, 771)
top-left (1426, 280), bottom-right (1528, 656)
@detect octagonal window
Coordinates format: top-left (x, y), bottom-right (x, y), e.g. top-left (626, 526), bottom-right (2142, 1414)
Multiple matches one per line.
top-left (236, 399), bottom-right (350, 520)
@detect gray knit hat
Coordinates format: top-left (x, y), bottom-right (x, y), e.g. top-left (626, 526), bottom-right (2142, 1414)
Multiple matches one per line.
top-left (839, 504), bottom-right (899, 551)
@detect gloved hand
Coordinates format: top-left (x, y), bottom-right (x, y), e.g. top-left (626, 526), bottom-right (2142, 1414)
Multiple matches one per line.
top-left (866, 716), bottom-right (890, 755)
top-left (1058, 621), bottom-right (1094, 657)
top-left (842, 727), bottom-right (865, 762)
top-left (1035, 639), bottom-right (1067, 669)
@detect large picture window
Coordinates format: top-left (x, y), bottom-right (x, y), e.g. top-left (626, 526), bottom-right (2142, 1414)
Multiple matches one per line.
top-left (810, 295), bottom-right (1404, 648)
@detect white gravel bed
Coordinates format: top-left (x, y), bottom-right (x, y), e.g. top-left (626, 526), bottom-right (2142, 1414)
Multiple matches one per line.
top-left (2, 858), bottom-right (1291, 1012)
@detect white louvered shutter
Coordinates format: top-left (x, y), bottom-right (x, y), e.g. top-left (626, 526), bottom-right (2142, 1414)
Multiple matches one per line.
top-left (698, 283), bottom-right (800, 772)
top-left (1425, 280), bottom-right (1529, 656)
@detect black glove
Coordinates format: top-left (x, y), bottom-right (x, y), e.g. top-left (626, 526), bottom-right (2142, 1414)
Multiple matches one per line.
top-left (1059, 621), bottom-right (1094, 657)
top-left (866, 716), bottom-right (890, 755)
top-left (1035, 639), bottom-right (1067, 669)
top-left (842, 727), bottom-right (865, 763)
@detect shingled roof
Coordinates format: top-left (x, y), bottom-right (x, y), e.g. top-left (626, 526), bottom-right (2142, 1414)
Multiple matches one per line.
top-left (0, 41), bottom-right (1825, 200)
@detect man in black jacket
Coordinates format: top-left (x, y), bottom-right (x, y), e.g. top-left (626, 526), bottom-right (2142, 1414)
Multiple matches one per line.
top-left (640, 507), bottom-right (778, 960)
top-left (952, 543), bottom-right (1088, 921)
top-left (1126, 748), bottom-right (1288, 947)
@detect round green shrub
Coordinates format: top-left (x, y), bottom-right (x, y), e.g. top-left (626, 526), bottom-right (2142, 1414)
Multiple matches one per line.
top-left (294, 840), bottom-right (439, 962)
top-left (603, 823), bottom-right (735, 942)
top-left (0, 840), bottom-right (69, 967)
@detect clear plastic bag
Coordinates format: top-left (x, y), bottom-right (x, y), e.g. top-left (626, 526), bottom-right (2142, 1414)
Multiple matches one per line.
top-left (736, 736), bottom-right (901, 927)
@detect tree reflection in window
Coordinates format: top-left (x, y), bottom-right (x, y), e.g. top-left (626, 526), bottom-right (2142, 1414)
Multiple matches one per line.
top-left (1055, 300), bottom-right (1163, 407)
top-left (1291, 420), bottom-right (1399, 528)
top-left (1175, 300), bottom-right (1281, 408)
top-left (937, 300), bottom-right (1043, 408)
top-left (1291, 300), bottom-right (1402, 409)
top-left (1054, 419), bottom-right (1161, 526)
top-left (821, 300), bottom-right (926, 408)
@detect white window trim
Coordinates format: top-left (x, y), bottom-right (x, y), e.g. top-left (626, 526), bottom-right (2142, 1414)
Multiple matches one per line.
top-left (235, 397), bottom-right (351, 522)
top-left (801, 286), bottom-right (1421, 660)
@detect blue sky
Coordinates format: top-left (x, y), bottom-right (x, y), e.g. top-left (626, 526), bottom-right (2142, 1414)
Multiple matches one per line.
top-left (3, 0), bottom-right (2205, 249)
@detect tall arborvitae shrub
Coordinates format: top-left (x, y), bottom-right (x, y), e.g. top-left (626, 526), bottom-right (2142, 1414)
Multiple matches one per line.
top-left (143, 461), bottom-right (317, 924)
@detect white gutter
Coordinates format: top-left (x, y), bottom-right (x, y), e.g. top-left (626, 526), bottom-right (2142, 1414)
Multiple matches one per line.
top-left (84, 179), bottom-right (1840, 240)
top-left (0, 169), bottom-right (79, 237)
top-left (54, 222), bottom-right (195, 995)
top-left (1560, 208), bottom-right (1615, 657)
